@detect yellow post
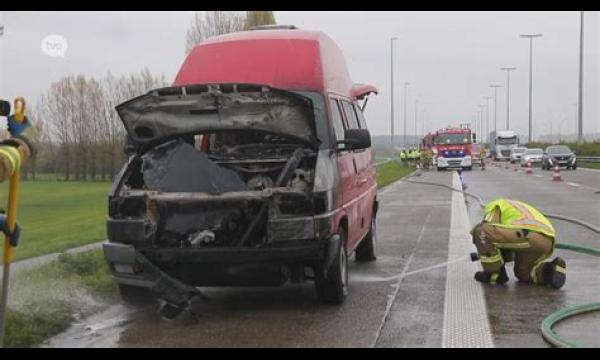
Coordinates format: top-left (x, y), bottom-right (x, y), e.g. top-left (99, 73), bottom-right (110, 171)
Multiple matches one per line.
top-left (0, 168), bottom-right (20, 347)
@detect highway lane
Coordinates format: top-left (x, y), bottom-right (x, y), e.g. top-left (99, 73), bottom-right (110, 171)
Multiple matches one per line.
top-left (463, 164), bottom-right (600, 348)
top-left (46, 165), bottom-right (599, 348)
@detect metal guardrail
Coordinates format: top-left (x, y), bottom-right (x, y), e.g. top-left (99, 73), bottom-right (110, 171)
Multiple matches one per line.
top-left (577, 156), bottom-right (600, 163)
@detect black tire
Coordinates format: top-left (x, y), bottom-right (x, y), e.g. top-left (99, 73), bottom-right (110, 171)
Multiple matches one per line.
top-left (573, 165), bottom-right (577, 170)
top-left (118, 284), bottom-right (156, 306)
top-left (466, 166), bottom-right (472, 171)
top-left (315, 228), bottom-right (348, 305)
top-left (355, 215), bottom-right (377, 262)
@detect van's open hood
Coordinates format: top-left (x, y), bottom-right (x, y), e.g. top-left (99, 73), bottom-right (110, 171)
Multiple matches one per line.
top-left (116, 84), bottom-right (317, 148)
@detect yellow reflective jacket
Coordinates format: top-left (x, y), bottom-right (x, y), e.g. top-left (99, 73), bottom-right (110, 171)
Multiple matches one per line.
top-left (483, 198), bottom-right (556, 239)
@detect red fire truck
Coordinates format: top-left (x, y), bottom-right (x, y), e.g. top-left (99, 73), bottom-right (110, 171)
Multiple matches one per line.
top-left (423, 125), bottom-right (474, 171)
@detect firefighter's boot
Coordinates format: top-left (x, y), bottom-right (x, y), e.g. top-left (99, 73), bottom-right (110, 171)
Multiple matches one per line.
top-left (541, 257), bottom-right (566, 289)
top-left (474, 266), bottom-right (509, 285)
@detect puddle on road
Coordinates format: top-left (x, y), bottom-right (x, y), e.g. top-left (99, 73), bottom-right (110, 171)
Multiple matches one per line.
top-left (45, 304), bottom-right (143, 348)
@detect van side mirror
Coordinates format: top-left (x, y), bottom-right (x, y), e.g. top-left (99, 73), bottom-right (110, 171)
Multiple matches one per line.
top-left (337, 129), bottom-right (371, 150)
top-left (0, 100), bottom-right (10, 117)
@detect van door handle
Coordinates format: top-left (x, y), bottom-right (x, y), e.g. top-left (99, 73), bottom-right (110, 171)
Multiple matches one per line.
top-left (359, 177), bottom-right (368, 184)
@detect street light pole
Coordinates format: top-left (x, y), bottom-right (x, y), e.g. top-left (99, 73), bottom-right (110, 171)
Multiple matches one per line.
top-left (520, 33), bottom-right (543, 143)
top-left (403, 81), bottom-right (409, 147)
top-left (478, 105), bottom-right (485, 142)
top-left (390, 37), bottom-right (397, 151)
top-left (489, 85), bottom-right (502, 135)
top-left (578, 11), bottom-right (584, 143)
top-left (414, 99), bottom-right (418, 146)
top-left (482, 96), bottom-right (492, 143)
top-left (500, 67), bottom-right (516, 129)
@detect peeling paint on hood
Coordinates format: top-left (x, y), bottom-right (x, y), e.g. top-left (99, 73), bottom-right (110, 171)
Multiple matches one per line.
top-left (116, 84), bottom-right (317, 150)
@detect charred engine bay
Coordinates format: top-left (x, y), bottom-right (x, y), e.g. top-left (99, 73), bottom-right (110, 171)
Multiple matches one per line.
top-left (111, 136), bottom-right (317, 249)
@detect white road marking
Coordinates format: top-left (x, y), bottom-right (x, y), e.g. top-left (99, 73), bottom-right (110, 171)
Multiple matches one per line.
top-left (373, 212), bottom-right (432, 347)
top-left (442, 173), bottom-right (494, 348)
top-left (535, 174), bottom-right (543, 178)
top-left (579, 167), bottom-right (600, 173)
top-left (566, 182), bottom-right (581, 187)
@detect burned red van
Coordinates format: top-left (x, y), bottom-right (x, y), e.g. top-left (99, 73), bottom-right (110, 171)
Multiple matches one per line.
top-left (103, 26), bottom-right (379, 318)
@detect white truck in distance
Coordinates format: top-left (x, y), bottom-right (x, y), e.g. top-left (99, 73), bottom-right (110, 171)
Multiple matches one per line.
top-left (490, 130), bottom-right (519, 161)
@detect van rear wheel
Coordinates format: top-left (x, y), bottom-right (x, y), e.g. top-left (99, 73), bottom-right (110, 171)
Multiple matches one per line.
top-left (355, 215), bottom-right (377, 262)
top-left (315, 228), bottom-right (348, 305)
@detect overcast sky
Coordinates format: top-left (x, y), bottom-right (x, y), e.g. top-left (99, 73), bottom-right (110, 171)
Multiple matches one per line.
top-left (0, 11), bottom-right (598, 140)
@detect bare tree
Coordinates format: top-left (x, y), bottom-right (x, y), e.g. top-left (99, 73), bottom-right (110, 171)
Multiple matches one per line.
top-left (246, 11), bottom-right (277, 28)
top-left (185, 11), bottom-right (247, 53)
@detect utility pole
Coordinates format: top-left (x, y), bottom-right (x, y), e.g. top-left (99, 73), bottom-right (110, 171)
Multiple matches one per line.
top-left (414, 99), bottom-right (418, 146)
top-left (478, 105), bottom-right (486, 142)
top-left (482, 96), bottom-right (492, 143)
top-left (489, 85), bottom-right (502, 135)
top-left (500, 67), bottom-right (516, 129)
top-left (403, 81), bottom-right (409, 147)
top-left (578, 11), bottom-right (584, 143)
top-left (520, 33), bottom-right (543, 143)
top-left (390, 37), bottom-right (397, 151)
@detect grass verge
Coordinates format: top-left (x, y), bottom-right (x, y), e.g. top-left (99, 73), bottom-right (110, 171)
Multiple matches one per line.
top-left (579, 161), bottom-right (600, 169)
top-left (0, 181), bottom-right (110, 261)
top-left (4, 249), bottom-right (118, 347)
top-left (376, 160), bottom-right (415, 189)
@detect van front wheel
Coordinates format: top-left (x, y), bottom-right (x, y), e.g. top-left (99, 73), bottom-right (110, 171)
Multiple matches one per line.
top-left (355, 215), bottom-right (377, 262)
top-left (315, 229), bottom-right (348, 305)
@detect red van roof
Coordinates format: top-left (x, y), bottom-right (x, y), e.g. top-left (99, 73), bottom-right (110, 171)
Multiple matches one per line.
top-left (174, 29), bottom-right (377, 99)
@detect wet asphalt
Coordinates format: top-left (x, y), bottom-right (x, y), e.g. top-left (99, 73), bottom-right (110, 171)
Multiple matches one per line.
top-left (48, 171), bottom-right (456, 348)
top-left (46, 163), bottom-right (600, 347)
top-left (464, 162), bottom-right (600, 348)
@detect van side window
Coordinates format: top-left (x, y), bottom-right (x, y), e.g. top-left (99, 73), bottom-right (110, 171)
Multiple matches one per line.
top-left (329, 99), bottom-right (345, 143)
top-left (353, 104), bottom-right (368, 130)
top-left (341, 101), bottom-right (359, 129)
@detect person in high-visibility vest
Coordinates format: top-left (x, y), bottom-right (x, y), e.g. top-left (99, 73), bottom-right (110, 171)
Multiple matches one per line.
top-left (480, 147), bottom-right (487, 170)
top-left (470, 198), bottom-right (566, 289)
top-left (400, 150), bottom-right (407, 164)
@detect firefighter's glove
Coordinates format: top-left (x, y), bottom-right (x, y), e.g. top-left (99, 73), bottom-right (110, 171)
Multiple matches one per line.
top-left (0, 214), bottom-right (21, 247)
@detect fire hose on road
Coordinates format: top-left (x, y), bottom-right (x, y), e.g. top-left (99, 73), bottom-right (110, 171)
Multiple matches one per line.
top-left (400, 170), bottom-right (600, 348)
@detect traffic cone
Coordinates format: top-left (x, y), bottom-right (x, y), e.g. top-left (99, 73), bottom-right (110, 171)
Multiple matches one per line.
top-left (526, 162), bottom-right (533, 174)
top-left (552, 165), bottom-right (562, 182)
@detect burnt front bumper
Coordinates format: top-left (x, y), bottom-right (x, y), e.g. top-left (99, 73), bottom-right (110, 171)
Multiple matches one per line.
top-left (103, 235), bottom-right (337, 292)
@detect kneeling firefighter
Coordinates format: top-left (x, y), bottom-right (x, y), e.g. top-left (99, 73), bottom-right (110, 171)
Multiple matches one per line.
top-left (470, 198), bottom-right (566, 289)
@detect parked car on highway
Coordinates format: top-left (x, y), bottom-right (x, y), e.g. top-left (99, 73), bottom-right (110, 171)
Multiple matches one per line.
top-left (542, 145), bottom-right (577, 170)
top-left (510, 147), bottom-right (527, 164)
top-left (520, 148), bottom-right (544, 167)
top-left (103, 27), bottom-right (379, 317)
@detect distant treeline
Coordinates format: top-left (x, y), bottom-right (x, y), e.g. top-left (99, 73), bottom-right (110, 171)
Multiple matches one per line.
top-left (20, 69), bottom-right (168, 181)
top-left (527, 141), bottom-right (600, 156)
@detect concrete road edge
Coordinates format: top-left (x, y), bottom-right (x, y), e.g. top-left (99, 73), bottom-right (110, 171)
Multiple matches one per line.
top-left (442, 171), bottom-right (494, 348)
